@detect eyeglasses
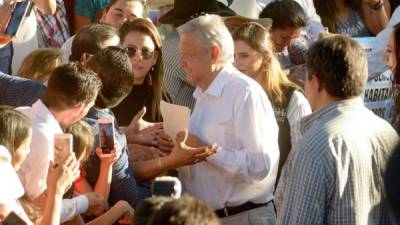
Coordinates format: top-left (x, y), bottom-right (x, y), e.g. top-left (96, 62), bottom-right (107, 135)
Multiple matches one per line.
top-left (126, 46), bottom-right (155, 60)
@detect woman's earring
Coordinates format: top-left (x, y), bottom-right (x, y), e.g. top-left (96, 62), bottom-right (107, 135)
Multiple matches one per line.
top-left (151, 65), bottom-right (155, 72)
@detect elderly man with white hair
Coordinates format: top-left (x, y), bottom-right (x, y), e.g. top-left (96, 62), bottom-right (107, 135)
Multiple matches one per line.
top-left (177, 14), bottom-right (280, 225)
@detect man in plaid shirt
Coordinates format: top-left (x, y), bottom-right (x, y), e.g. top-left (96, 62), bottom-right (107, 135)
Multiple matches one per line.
top-left (275, 35), bottom-right (399, 225)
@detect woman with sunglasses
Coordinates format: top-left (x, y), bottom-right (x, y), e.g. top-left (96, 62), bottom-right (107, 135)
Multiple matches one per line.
top-left (113, 18), bottom-right (170, 126)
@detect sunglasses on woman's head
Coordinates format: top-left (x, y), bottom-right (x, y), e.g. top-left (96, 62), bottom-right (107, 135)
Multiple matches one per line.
top-left (125, 46), bottom-right (155, 60)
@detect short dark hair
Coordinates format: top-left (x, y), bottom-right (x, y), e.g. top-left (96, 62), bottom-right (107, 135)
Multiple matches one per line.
top-left (259, 0), bottom-right (307, 30)
top-left (70, 23), bottom-right (119, 62)
top-left (0, 106), bottom-right (31, 157)
top-left (148, 196), bottom-right (221, 225)
top-left (44, 62), bottom-right (103, 110)
top-left (88, 46), bottom-right (133, 109)
top-left (133, 197), bottom-right (172, 225)
top-left (306, 35), bottom-right (367, 98)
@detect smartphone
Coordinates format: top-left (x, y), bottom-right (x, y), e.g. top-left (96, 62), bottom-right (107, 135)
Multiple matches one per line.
top-left (2, 211), bottom-right (27, 225)
top-left (151, 176), bottom-right (182, 198)
top-left (53, 133), bottom-right (73, 165)
top-left (4, 1), bottom-right (34, 36)
top-left (98, 118), bottom-right (115, 154)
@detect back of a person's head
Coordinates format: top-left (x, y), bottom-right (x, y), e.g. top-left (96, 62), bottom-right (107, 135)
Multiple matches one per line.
top-left (149, 196), bottom-right (221, 225)
top-left (88, 46), bottom-right (133, 109)
top-left (0, 106), bottom-right (31, 156)
top-left (133, 196), bottom-right (172, 225)
top-left (64, 120), bottom-right (94, 166)
top-left (17, 48), bottom-right (62, 83)
top-left (259, 0), bottom-right (307, 30)
top-left (306, 35), bottom-right (367, 98)
top-left (70, 23), bottom-right (119, 62)
top-left (44, 62), bottom-right (103, 111)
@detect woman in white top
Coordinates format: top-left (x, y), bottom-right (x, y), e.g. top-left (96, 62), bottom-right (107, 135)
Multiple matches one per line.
top-left (232, 22), bottom-right (311, 181)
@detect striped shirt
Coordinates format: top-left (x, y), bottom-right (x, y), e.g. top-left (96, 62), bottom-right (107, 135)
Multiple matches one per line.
top-left (162, 31), bottom-right (196, 110)
top-left (275, 97), bottom-right (399, 225)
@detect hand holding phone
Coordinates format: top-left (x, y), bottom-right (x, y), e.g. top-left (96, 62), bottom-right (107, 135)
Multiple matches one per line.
top-left (2, 211), bottom-right (27, 225)
top-left (54, 133), bottom-right (73, 166)
top-left (98, 118), bottom-right (115, 154)
top-left (4, 1), bottom-right (34, 36)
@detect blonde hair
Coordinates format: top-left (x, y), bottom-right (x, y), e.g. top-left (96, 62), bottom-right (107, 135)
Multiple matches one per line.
top-left (17, 48), bottom-right (62, 83)
top-left (65, 120), bottom-right (94, 167)
top-left (233, 22), bottom-right (299, 105)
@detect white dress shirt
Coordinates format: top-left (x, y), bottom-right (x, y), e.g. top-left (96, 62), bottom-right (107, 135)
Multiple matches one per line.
top-left (257, 0), bottom-right (324, 39)
top-left (17, 99), bottom-right (63, 200)
top-left (181, 65), bottom-right (280, 210)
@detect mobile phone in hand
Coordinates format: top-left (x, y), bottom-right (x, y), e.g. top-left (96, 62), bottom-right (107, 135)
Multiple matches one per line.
top-left (5, 1), bottom-right (33, 36)
top-left (98, 118), bottom-right (115, 154)
top-left (2, 211), bottom-right (27, 225)
top-left (54, 133), bottom-right (73, 165)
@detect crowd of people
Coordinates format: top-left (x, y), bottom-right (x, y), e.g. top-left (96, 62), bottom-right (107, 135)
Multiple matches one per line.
top-left (0, 0), bottom-right (400, 224)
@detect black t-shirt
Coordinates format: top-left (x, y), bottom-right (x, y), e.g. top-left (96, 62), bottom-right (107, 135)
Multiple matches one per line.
top-left (112, 83), bottom-right (170, 126)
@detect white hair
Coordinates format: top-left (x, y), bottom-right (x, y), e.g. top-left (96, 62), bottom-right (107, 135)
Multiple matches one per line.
top-left (177, 14), bottom-right (234, 65)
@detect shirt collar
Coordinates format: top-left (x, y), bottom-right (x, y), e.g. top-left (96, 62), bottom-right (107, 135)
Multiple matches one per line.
top-left (32, 99), bottom-right (62, 131)
top-left (300, 97), bottom-right (364, 135)
top-left (193, 64), bottom-right (233, 99)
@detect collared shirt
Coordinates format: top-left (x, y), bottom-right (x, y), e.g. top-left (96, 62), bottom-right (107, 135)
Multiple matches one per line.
top-left (181, 65), bottom-right (280, 209)
top-left (162, 31), bottom-right (196, 110)
top-left (275, 98), bottom-right (399, 225)
top-left (17, 99), bottom-right (63, 200)
top-left (36, 0), bottom-right (70, 48)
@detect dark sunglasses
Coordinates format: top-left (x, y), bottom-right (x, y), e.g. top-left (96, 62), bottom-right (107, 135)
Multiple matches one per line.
top-left (126, 46), bottom-right (155, 60)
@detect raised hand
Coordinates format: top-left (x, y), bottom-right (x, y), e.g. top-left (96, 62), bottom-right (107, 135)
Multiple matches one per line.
top-left (168, 130), bottom-right (218, 167)
top-left (47, 153), bottom-right (80, 195)
top-left (95, 147), bottom-right (120, 166)
top-left (122, 107), bottom-right (163, 146)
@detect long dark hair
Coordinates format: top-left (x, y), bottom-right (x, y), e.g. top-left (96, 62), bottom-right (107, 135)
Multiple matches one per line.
top-left (314, 0), bottom-right (363, 33)
top-left (120, 18), bottom-right (166, 121)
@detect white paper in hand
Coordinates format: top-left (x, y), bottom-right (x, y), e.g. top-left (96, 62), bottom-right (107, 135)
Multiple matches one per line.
top-left (160, 100), bottom-right (192, 179)
top-left (160, 101), bottom-right (191, 140)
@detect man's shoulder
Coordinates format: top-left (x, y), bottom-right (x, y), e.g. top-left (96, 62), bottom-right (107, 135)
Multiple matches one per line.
top-left (224, 68), bottom-right (265, 95)
top-left (300, 107), bottom-right (398, 152)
